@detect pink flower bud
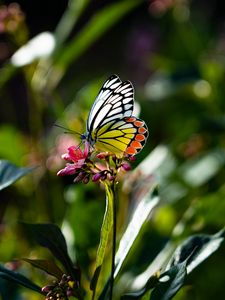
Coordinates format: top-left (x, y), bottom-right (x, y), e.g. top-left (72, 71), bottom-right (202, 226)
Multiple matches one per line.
top-left (92, 172), bottom-right (102, 182)
top-left (101, 172), bottom-right (107, 180)
top-left (67, 288), bottom-right (74, 297)
top-left (128, 155), bottom-right (136, 161)
top-left (73, 172), bottom-right (85, 183)
top-left (41, 285), bottom-right (53, 293)
top-left (96, 153), bottom-right (108, 159)
top-left (121, 163), bottom-right (131, 171)
top-left (83, 175), bottom-right (90, 184)
top-left (61, 153), bottom-right (71, 161)
top-left (108, 175), bottom-right (115, 181)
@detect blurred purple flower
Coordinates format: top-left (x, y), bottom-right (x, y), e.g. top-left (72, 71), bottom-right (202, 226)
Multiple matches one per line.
top-left (126, 26), bottom-right (158, 84)
top-left (42, 274), bottom-right (78, 300)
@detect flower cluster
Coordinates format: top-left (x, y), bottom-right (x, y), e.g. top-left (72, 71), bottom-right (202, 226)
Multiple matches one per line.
top-left (42, 274), bottom-right (77, 300)
top-left (0, 3), bottom-right (25, 34)
top-left (57, 142), bottom-right (132, 184)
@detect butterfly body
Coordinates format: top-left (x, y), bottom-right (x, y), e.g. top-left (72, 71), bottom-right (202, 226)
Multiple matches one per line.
top-left (83, 75), bottom-right (148, 157)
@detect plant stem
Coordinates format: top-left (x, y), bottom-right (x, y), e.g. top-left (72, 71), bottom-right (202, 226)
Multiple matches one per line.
top-left (109, 181), bottom-right (116, 300)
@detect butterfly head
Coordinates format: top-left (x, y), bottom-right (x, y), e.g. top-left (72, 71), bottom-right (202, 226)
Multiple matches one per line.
top-left (80, 132), bottom-right (96, 150)
top-left (80, 133), bottom-right (87, 141)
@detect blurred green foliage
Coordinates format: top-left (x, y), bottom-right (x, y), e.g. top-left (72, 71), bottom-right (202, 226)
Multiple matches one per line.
top-left (1, 0), bottom-right (225, 299)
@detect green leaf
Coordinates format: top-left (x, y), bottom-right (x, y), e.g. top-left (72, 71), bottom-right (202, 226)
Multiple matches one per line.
top-left (56, 0), bottom-right (143, 67)
top-left (96, 183), bottom-right (114, 268)
top-left (0, 64), bottom-right (17, 89)
top-left (42, 0), bottom-right (144, 90)
top-left (90, 182), bottom-right (114, 292)
top-left (150, 261), bottom-right (187, 300)
top-left (90, 265), bottom-right (101, 292)
top-left (23, 223), bottom-right (77, 279)
top-left (98, 185), bottom-right (159, 300)
top-left (114, 185), bottom-right (160, 278)
top-left (149, 229), bottom-right (225, 300)
top-left (0, 264), bottom-right (42, 294)
top-left (121, 273), bottom-right (160, 300)
top-left (23, 258), bottom-right (64, 279)
top-left (166, 228), bottom-right (225, 274)
top-left (0, 126), bottom-right (28, 164)
top-left (0, 160), bottom-right (35, 191)
top-left (54, 0), bottom-right (90, 45)
top-left (179, 149), bottom-right (225, 187)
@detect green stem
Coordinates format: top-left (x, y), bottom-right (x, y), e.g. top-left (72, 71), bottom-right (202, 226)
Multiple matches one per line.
top-left (90, 180), bottom-right (116, 300)
top-left (109, 181), bottom-right (116, 300)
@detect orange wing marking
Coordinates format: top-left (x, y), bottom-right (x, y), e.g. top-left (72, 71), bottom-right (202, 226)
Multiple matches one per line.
top-left (131, 141), bottom-right (142, 149)
top-left (126, 146), bottom-right (137, 155)
top-left (126, 117), bottom-right (136, 122)
top-left (138, 127), bottom-right (147, 134)
top-left (134, 120), bottom-right (144, 127)
top-left (135, 134), bottom-right (145, 142)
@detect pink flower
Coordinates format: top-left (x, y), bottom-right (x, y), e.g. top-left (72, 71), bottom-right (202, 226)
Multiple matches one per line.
top-left (57, 140), bottom-right (134, 184)
top-left (57, 142), bottom-right (89, 176)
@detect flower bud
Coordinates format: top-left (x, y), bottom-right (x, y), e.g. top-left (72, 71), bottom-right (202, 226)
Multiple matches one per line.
top-left (73, 171), bottom-right (86, 183)
top-left (92, 172), bottom-right (102, 182)
top-left (66, 287), bottom-right (74, 297)
top-left (108, 175), bottom-right (115, 181)
top-left (61, 153), bottom-right (70, 161)
top-left (46, 290), bottom-right (53, 297)
top-left (42, 285), bottom-right (53, 293)
top-left (61, 274), bottom-right (67, 282)
top-left (96, 152), bottom-right (108, 159)
top-left (101, 172), bottom-right (107, 180)
top-left (82, 175), bottom-right (90, 184)
top-left (121, 163), bottom-right (131, 171)
top-left (128, 155), bottom-right (136, 161)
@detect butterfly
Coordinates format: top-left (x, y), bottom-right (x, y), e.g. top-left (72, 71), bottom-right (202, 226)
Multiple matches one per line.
top-left (81, 75), bottom-right (148, 157)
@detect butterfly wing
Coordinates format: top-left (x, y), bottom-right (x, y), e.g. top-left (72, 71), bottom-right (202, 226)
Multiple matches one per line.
top-left (86, 75), bottom-right (134, 142)
top-left (94, 116), bottom-right (148, 157)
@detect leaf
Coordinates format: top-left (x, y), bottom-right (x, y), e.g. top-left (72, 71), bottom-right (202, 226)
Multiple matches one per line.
top-left (42, 0), bottom-right (144, 90)
top-left (0, 64), bottom-right (17, 88)
top-left (166, 228), bottom-right (225, 274)
top-left (96, 183), bottom-right (114, 268)
top-left (90, 182), bottom-right (114, 292)
top-left (56, 0), bottom-right (143, 67)
top-left (0, 126), bottom-right (28, 163)
top-left (150, 261), bottom-right (187, 300)
top-left (179, 149), bottom-right (225, 187)
top-left (0, 264), bottom-right (42, 294)
top-left (0, 160), bottom-right (35, 191)
top-left (98, 185), bottom-right (160, 300)
top-left (23, 258), bottom-right (64, 279)
top-left (54, 0), bottom-right (90, 45)
top-left (0, 277), bottom-right (19, 300)
top-left (114, 185), bottom-right (160, 278)
top-left (23, 223), bottom-right (77, 279)
top-left (149, 229), bottom-right (225, 300)
top-left (121, 272), bottom-right (160, 300)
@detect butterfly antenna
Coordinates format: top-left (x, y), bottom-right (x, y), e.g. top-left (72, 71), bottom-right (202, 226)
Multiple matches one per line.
top-left (75, 140), bottom-right (83, 149)
top-left (54, 123), bottom-right (82, 136)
